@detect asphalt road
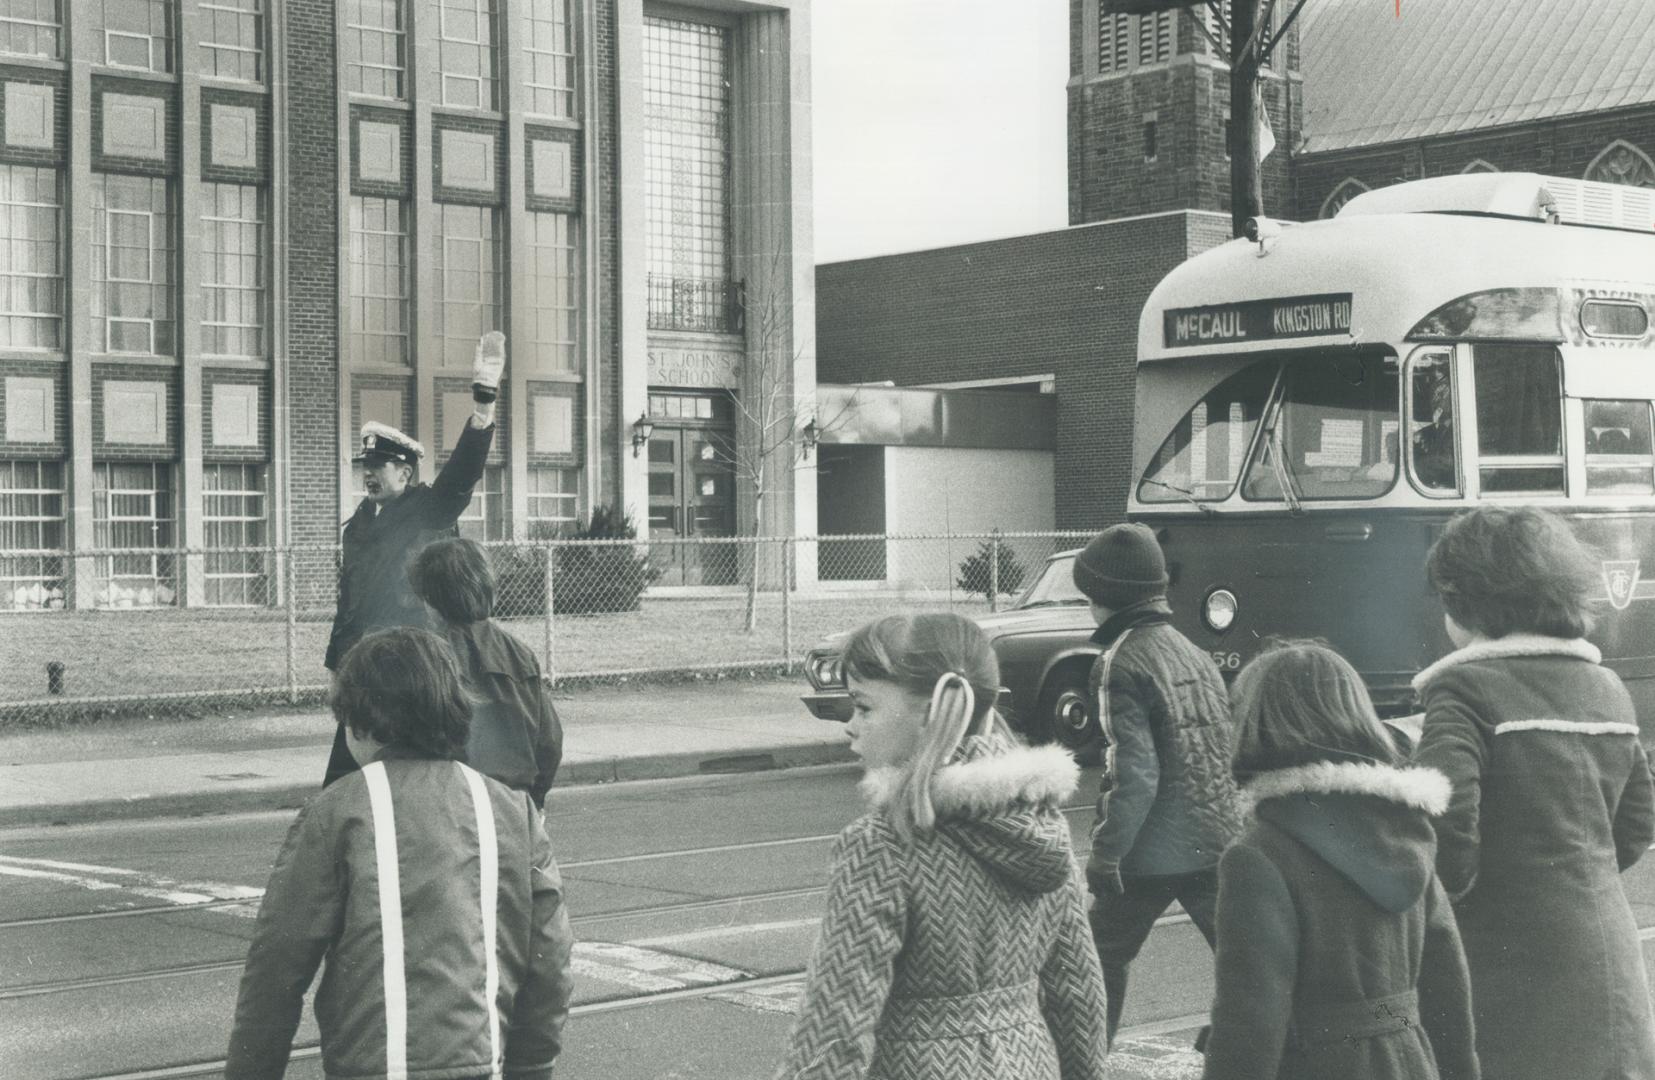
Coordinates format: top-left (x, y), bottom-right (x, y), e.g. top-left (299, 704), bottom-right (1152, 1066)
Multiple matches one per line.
top-left (8, 764), bottom-right (1655, 1079)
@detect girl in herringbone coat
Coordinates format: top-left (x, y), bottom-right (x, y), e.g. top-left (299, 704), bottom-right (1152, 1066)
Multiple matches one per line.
top-left (777, 613), bottom-right (1109, 1080)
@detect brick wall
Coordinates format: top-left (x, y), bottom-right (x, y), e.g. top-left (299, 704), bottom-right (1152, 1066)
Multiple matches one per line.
top-left (816, 213), bottom-right (1229, 529)
top-left (284, 0), bottom-right (340, 575)
top-left (1295, 105), bottom-right (1655, 220)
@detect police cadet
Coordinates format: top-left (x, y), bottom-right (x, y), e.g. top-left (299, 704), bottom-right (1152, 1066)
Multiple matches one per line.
top-left (320, 332), bottom-right (508, 787)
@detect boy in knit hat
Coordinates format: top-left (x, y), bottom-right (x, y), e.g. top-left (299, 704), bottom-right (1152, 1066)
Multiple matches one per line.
top-left (1073, 523), bottom-right (1242, 1046)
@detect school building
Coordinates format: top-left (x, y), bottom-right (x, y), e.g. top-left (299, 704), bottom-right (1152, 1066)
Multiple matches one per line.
top-left (0, 0), bottom-right (814, 611)
top-left (816, 0), bottom-right (1655, 535)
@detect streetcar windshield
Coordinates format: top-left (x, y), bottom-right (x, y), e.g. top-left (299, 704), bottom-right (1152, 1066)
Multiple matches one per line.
top-left (1243, 353), bottom-right (1400, 501)
top-left (1137, 364), bottom-right (1275, 503)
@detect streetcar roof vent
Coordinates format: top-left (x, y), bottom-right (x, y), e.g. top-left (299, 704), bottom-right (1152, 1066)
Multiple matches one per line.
top-left (1337, 173), bottom-right (1655, 233)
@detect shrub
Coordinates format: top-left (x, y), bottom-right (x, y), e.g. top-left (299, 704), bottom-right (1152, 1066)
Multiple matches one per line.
top-left (956, 538), bottom-right (1025, 599)
top-left (490, 505), bottom-right (659, 617)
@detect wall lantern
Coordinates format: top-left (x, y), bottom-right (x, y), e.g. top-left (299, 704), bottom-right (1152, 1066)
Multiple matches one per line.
top-left (630, 413), bottom-right (655, 457)
top-left (801, 416), bottom-right (820, 460)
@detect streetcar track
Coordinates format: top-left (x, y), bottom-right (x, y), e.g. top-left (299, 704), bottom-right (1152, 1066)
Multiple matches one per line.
top-left (0, 804), bottom-right (1095, 931)
top-left (75, 997), bottom-right (1212, 1080)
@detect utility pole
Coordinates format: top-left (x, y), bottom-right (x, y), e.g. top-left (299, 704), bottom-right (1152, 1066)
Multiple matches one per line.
top-left (1227, 0), bottom-right (1263, 236)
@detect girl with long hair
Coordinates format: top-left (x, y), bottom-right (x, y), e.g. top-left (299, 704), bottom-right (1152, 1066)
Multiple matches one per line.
top-left (777, 612), bottom-right (1108, 1080)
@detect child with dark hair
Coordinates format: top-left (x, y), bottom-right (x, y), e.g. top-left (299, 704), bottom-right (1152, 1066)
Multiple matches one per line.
top-left (1415, 506), bottom-right (1655, 1080)
top-left (1203, 640), bottom-right (1477, 1080)
top-left (777, 612), bottom-right (1108, 1080)
top-left (226, 626), bottom-right (575, 1080)
top-left (410, 537), bottom-right (563, 806)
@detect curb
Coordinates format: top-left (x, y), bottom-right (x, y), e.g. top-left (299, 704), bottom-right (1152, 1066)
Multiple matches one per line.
top-left (0, 741), bottom-right (858, 829)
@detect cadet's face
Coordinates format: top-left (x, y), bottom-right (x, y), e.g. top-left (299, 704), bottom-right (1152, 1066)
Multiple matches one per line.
top-left (845, 674), bottom-right (928, 769)
top-left (360, 459), bottom-right (412, 504)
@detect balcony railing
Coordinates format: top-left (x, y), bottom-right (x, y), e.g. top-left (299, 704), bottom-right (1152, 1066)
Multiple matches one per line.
top-left (647, 274), bottom-right (744, 333)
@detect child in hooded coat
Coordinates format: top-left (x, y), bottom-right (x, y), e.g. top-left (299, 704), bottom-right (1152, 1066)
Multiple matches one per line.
top-left (1202, 641), bottom-right (1478, 1080)
top-left (776, 613), bottom-right (1109, 1080)
top-left (1414, 506), bottom-right (1655, 1080)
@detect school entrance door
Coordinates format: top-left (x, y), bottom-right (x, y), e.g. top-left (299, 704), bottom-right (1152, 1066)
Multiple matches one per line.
top-left (647, 391), bottom-right (738, 586)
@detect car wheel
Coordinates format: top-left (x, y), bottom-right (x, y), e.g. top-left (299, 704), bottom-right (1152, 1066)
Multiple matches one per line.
top-left (1037, 665), bottom-right (1100, 763)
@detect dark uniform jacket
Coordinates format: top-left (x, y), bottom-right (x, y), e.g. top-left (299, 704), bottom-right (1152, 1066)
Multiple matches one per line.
top-left (226, 750), bottom-right (575, 1080)
top-left (1203, 760), bottom-right (1478, 1080)
top-left (446, 620), bottom-right (564, 807)
top-left (325, 421), bottom-right (494, 670)
top-left (1413, 634), bottom-right (1655, 1080)
top-left (1086, 601), bottom-right (1242, 880)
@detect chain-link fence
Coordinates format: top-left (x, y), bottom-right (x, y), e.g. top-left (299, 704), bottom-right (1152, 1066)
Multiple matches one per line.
top-left (0, 531), bottom-right (1094, 723)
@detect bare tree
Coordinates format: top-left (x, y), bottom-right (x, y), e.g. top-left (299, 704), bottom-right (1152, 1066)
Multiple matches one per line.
top-left (728, 253), bottom-right (853, 632)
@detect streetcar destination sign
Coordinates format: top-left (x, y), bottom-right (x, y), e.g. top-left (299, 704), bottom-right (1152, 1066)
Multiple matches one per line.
top-left (1164, 293), bottom-right (1354, 347)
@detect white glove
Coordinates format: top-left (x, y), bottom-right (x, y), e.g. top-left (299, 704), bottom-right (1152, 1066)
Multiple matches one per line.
top-left (472, 331), bottom-right (507, 404)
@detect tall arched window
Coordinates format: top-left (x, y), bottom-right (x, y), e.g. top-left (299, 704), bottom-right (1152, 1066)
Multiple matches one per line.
top-left (1585, 140), bottom-right (1655, 189)
top-left (1319, 177), bottom-right (1370, 219)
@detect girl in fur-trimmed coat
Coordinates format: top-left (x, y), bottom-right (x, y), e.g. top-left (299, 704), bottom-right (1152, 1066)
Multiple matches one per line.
top-left (1202, 641), bottom-right (1478, 1080)
top-left (1415, 507), bottom-right (1655, 1080)
top-left (776, 613), bottom-right (1109, 1080)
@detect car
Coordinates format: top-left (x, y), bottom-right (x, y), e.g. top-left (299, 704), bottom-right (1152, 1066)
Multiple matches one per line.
top-left (800, 549), bottom-right (1103, 751)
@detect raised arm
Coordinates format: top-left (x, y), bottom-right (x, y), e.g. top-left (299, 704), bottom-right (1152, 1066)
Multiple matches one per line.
top-left (426, 333), bottom-right (506, 522)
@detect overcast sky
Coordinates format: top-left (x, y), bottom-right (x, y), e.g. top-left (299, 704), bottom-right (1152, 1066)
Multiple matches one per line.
top-left (811, 1), bottom-right (1070, 264)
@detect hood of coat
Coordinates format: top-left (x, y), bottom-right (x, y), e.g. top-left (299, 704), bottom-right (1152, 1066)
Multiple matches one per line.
top-left (1411, 634), bottom-right (1601, 693)
top-left (861, 734), bottom-right (1081, 894)
top-left (1243, 761), bottom-right (1452, 914)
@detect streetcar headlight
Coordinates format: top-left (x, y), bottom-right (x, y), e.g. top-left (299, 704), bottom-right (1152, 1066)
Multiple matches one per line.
top-left (1202, 589), bottom-right (1238, 633)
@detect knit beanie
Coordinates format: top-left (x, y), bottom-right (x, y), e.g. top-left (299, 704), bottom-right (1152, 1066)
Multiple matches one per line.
top-left (1072, 523), bottom-right (1168, 609)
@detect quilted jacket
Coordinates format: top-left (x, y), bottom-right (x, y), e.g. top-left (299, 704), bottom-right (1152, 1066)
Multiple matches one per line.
top-left (1413, 635), bottom-right (1655, 1080)
top-left (1086, 601), bottom-right (1243, 881)
top-left (777, 734), bottom-right (1109, 1080)
top-left (225, 751), bottom-right (575, 1080)
top-left (1202, 760), bottom-right (1478, 1080)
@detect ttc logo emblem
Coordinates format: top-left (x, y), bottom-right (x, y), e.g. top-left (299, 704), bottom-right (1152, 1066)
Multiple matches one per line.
top-left (1604, 560), bottom-right (1642, 611)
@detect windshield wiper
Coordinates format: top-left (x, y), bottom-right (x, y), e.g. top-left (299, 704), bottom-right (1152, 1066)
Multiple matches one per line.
top-left (1263, 410), bottom-right (1304, 515)
top-left (1140, 477), bottom-right (1219, 516)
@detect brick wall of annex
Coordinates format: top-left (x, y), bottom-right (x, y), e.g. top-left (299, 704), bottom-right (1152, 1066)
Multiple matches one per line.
top-left (1294, 105), bottom-right (1655, 220)
top-left (816, 214), bottom-right (1229, 530)
top-left (285, 0), bottom-right (340, 600)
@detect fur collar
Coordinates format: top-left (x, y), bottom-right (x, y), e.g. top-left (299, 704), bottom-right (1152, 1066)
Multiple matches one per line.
top-left (1240, 761), bottom-right (1452, 817)
top-left (860, 740), bottom-right (1079, 817)
top-left (1411, 634), bottom-right (1600, 693)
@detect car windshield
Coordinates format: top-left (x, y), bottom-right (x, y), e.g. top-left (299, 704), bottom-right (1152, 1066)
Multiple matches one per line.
top-left (1138, 363), bottom-right (1276, 503)
top-left (1015, 555), bottom-right (1087, 608)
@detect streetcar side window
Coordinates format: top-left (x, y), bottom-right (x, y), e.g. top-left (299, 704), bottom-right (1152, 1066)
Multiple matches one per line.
top-left (1138, 363), bottom-right (1276, 503)
top-left (1584, 399), bottom-right (1655, 495)
top-left (1407, 352), bottom-right (1458, 494)
top-left (1241, 354), bottom-right (1400, 501)
top-left (1473, 344), bottom-right (1565, 494)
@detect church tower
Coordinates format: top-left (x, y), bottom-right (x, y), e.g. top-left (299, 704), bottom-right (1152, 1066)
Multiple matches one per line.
top-left (1068, 1), bottom-right (1302, 224)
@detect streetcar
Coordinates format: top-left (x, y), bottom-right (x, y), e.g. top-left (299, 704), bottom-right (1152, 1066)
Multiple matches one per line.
top-left (1130, 172), bottom-right (1655, 734)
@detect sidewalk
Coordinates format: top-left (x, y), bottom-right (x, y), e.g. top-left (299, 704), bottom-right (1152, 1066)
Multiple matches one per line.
top-left (0, 676), bottom-right (853, 827)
